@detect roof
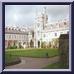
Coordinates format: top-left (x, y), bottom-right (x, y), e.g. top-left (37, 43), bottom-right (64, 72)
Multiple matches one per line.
top-left (5, 27), bottom-right (28, 34)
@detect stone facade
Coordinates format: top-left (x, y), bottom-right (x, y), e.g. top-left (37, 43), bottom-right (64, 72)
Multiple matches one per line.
top-left (5, 7), bottom-right (69, 49)
top-left (33, 7), bottom-right (69, 48)
top-left (5, 27), bottom-right (29, 48)
top-left (59, 34), bottom-right (69, 68)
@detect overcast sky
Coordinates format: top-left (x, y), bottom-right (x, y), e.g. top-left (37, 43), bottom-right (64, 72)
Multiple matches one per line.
top-left (5, 5), bottom-right (70, 27)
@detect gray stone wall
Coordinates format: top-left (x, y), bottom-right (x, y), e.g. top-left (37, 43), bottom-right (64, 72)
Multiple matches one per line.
top-left (59, 34), bottom-right (69, 68)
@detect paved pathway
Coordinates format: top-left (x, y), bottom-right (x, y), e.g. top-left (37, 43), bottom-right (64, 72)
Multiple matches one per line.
top-left (5, 56), bottom-right (59, 69)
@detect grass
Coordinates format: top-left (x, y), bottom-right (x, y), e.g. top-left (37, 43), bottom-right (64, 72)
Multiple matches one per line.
top-left (5, 48), bottom-right (59, 58)
top-left (5, 48), bottom-right (59, 66)
top-left (5, 53), bottom-right (20, 66)
top-left (5, 48), bottom-right (69, 69)
top-left (43, 62), bottom-right (69, 69)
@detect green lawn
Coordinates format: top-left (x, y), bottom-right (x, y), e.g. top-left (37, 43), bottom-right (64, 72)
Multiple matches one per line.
top-left (43, 62), bottom-right (69, 69)
top-left (5, 48), bottom-right (59, 66)
top-left (5, 53), bottom-right (20, 66)
top-left (5, 48), bottom-right (59, 58)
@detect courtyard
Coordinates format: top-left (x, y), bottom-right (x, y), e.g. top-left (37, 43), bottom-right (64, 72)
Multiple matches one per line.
top-left (5, 48), bottom-right (60, 69)
top-left (5, 5), bottom-right (69, 70)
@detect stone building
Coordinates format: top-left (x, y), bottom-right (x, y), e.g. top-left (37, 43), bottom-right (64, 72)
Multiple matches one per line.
top-left (33, 7), bottom-right (69, 48)
top-left (5, 27), bottom-right (29, 48)
top-left (5, 7), bottom-right (69, 49)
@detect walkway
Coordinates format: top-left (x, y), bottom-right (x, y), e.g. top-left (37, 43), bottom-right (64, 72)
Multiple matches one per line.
top-left (5, 56), bottom-right (59, 69)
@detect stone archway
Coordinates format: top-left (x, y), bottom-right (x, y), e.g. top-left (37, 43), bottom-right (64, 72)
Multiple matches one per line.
top-left (38, 41), bottom-right (40, 48)
top-left (30, 39), bottom-right (34, 48)
top-left (8, 40), bottom-right (11, 48)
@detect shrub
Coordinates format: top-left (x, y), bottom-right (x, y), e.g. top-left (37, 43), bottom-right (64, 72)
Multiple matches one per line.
top-left (41, 42), bottom-right (46, 48)
top-left (8, 45), bottom-right (17, 49)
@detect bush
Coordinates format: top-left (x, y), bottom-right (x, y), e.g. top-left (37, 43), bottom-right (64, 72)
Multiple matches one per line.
top-left (41, 42), bottom-right (46, 48)
top-left (8, 45), bottom-right (17, 49)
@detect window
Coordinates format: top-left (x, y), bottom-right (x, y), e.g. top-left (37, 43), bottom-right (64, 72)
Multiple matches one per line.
top-left (67, 31), bottom-right (69, 34)
top-left (9, 35), bottom-right (11, 39)
top-left (32, 31), bottom-right (34, 37)
top-left (55, 33), bottom-right (57, 36)
top-left (14, 35), bottom-right (16, 39)
top-left (64, 22), bottom-right (67, 25)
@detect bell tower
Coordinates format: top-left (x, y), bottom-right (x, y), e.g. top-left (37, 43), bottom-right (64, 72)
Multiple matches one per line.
top-left (34, 7), bottom-right (48, 48)
top-left (41, 7), bottom-right (48, 30)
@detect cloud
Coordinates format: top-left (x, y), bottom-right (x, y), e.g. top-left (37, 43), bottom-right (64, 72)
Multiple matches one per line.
top-left (5, 5), bottom-right (69, 27)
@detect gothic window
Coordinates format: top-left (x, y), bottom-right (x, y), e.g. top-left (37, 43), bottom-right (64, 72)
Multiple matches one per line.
top-left (38, 41), bottom-right (40, 48)
top-left (64, 22), bottom-right (67, 25)
top-left (9, 35), bottom-right (11, 39)
top-left (30, 39), bottom-right (34, 47)
top-left (55, 33), bottom-right (57, 36)
top-left (32, 31), bottom-right (34, 37)
top-left (14, 35), bottom-right (16, 39)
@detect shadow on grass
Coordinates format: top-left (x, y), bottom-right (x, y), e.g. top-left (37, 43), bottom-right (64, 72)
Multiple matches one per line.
top-left (5, 53), bottom-right (21, 66)
top-left (43, 61), bottom-right (69, 69)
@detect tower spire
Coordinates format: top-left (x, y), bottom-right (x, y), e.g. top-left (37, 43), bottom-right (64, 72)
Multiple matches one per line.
top-left (43, 6), bottom-right (47, 14)
top-left (42, 6), bottom-right (48, 30)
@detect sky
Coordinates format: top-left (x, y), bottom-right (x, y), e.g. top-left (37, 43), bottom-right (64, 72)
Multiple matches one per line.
top-left (5, 5), bottom-right (70, 27)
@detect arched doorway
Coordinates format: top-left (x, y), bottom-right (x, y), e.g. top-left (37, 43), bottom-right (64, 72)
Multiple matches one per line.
top-left (38, 41), bottom-right (40, 48)
top-left (19, 42), bottom-right (22, 48)
top-left (8, 40), bottom-right (11, 48)
top-left (30, 39), bottom-right (34, 48)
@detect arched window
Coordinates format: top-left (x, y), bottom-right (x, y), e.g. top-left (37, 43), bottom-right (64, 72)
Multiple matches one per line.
top-left (64, 22), bottom-right (67, 25)
top-left (32, 31), bottom-right (34, 37)
top-left (30, 39), bottom-right (34, 48)
top-left (55, 33), bottom-right (57, 36)
top-left (38, 41), bottom-right (40, 48)
top-left (9, 35), bottom-right (11, 39)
